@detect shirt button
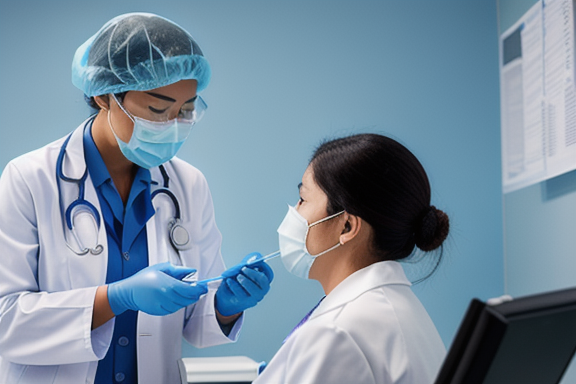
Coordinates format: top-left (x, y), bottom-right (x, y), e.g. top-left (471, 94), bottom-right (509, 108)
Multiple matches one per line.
top-left (115, 372), bottom-right (125, 382)
top-left (118, 336), bottom-right (129, 346)
top-left (123, 252), bottom-right (130, 261)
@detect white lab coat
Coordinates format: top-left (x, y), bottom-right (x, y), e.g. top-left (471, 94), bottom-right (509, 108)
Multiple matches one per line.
top-left (253, 261), bottom-right (445, 384)
top-left (0, 120), bottom-right (242, 384)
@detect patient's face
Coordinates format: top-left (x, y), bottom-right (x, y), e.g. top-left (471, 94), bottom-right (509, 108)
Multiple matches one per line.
top-left (297, 166), bottom-right (342, 256)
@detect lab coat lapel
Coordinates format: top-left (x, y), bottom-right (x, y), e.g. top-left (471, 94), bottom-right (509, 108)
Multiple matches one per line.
top-left (60, 123), bottom-right (88, 180)
top-left (146, 208), bottom-right (161, 265)
top-left (137, 168), bottom-right (187, 384)
top-left (60, 121), bottom-right (108, 288)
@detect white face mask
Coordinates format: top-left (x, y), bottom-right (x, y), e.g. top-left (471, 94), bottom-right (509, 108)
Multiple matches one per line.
top-left (277, 205), bottom-right (345, 279)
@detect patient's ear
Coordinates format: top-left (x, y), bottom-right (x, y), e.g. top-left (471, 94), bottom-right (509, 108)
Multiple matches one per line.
top-left (339, 214), bottom-right (361, 245)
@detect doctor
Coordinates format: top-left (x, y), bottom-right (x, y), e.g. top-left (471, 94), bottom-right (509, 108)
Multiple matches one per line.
top-left (254, 133), bottom-right (449, 384)
top-left (0, 13), bottom-right (273, 384)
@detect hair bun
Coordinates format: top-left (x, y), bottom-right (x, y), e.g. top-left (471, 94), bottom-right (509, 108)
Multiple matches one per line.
top-left (414, 206), bottom-right (449, 251)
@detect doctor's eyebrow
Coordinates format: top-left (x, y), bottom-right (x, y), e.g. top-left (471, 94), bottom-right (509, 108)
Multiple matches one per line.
top-left (146, 92), bottom-right (197, 104)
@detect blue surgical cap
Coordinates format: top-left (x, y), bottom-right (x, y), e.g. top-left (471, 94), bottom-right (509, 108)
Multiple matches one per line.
top-left (72, 12), bottom-right (211, 96)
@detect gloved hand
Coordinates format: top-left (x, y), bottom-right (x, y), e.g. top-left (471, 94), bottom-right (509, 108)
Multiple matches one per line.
top-left (215, 252), bottom-right (275, 316)
top-left (108, 262), bottom-right (208, 316)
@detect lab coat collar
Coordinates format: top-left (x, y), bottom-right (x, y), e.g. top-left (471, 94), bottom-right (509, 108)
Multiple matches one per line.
top-left (310, 261), bottom-right (411, 321)
top-left (59, 118), bottom-right (108, 288)
top-left (60, 117), bottom-right (93, 180)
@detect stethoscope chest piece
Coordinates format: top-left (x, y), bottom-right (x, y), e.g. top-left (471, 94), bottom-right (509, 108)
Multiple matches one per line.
top-left (153, 165), bottom-right (191, 252)
top-left (169, 218), bottom-right (190, 250)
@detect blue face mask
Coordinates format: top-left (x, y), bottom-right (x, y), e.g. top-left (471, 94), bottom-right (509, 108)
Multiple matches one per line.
top-left (108, 94), bottom-right (199, 169)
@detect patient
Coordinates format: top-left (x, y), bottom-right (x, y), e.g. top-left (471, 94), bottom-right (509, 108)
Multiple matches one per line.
top-left (254, 133), bottom-right (449, 384)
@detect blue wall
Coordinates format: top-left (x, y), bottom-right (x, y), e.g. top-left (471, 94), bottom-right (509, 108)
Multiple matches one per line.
top-left (498, 0), bottom-right (576, 297)
top-left (0, 1), bottom-right (503, 363)
top-left (498, 1), bottom-right (576, 382)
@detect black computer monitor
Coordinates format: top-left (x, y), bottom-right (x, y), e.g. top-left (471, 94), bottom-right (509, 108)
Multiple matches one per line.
top-left (434, 286), bottom-right (576, 384)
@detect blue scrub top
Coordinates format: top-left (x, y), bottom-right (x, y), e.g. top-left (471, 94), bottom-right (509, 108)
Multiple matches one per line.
top-left (83, 122), bottom-right (155, 384)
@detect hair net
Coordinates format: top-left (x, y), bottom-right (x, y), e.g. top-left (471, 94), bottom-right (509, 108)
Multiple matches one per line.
top-left (72, 12), bottom-right (211, 97)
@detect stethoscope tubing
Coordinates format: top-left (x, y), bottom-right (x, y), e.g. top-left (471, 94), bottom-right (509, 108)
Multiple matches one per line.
top-left (57, 118), bottom-right (189, 256)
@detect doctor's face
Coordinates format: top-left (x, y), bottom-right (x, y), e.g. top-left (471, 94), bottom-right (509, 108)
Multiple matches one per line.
top-left (296, 166), bottom-right (343, 257)
top-left (108, 79), bottom-right (199, 143)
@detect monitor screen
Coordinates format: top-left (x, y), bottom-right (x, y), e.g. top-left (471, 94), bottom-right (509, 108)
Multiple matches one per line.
top-left (434, 287), bottom-right (576, 384)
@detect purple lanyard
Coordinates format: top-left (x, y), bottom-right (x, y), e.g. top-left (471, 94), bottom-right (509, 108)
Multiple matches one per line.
top-left (283, 296), bottom-right (325, 344)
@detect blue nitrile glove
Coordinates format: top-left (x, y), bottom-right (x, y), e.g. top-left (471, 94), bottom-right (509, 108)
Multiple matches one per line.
top-left (108, 262), bottom-right (208, 316)
top-left (215, 252), bottom-right (275, 316)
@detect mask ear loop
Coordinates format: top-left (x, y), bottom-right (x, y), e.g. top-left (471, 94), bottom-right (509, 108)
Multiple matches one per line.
top-left (110, 93), bottom-right (136, 123)
top-left (106, 104), bottom-right (131, 146)
top-left (308, 242), bottom-right (342, 258)
top-left (107, 94), bottom-right (137, 142)
top-left (305, 210), bottom-right (346, 257)
top-left (308, 210), bottom-right (346, 227)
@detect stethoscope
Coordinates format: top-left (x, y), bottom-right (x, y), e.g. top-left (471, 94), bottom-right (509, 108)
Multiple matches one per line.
top-left (57, 118), bottom-right (190, 256)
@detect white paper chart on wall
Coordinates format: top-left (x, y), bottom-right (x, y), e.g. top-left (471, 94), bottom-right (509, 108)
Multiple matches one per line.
top-left (499, 0), bottom-right (576, 194)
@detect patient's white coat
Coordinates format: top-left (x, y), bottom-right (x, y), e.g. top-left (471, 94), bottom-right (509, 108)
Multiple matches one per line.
top-left (253, 261), bottom-right (445, 384)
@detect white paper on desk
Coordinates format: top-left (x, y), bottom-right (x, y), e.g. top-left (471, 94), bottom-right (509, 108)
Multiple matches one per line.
top-left (183, 356), bottom-right (262, 383)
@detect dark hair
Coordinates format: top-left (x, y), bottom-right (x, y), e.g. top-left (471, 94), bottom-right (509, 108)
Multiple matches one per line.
top-left (310, 133), bottom-right (449, 268)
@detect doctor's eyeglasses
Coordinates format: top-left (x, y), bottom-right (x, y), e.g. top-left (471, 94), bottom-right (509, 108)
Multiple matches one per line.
top-left (176, 96), bottom-right (207, 122)
top-left (112, 93), bottom-right (207, 124)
